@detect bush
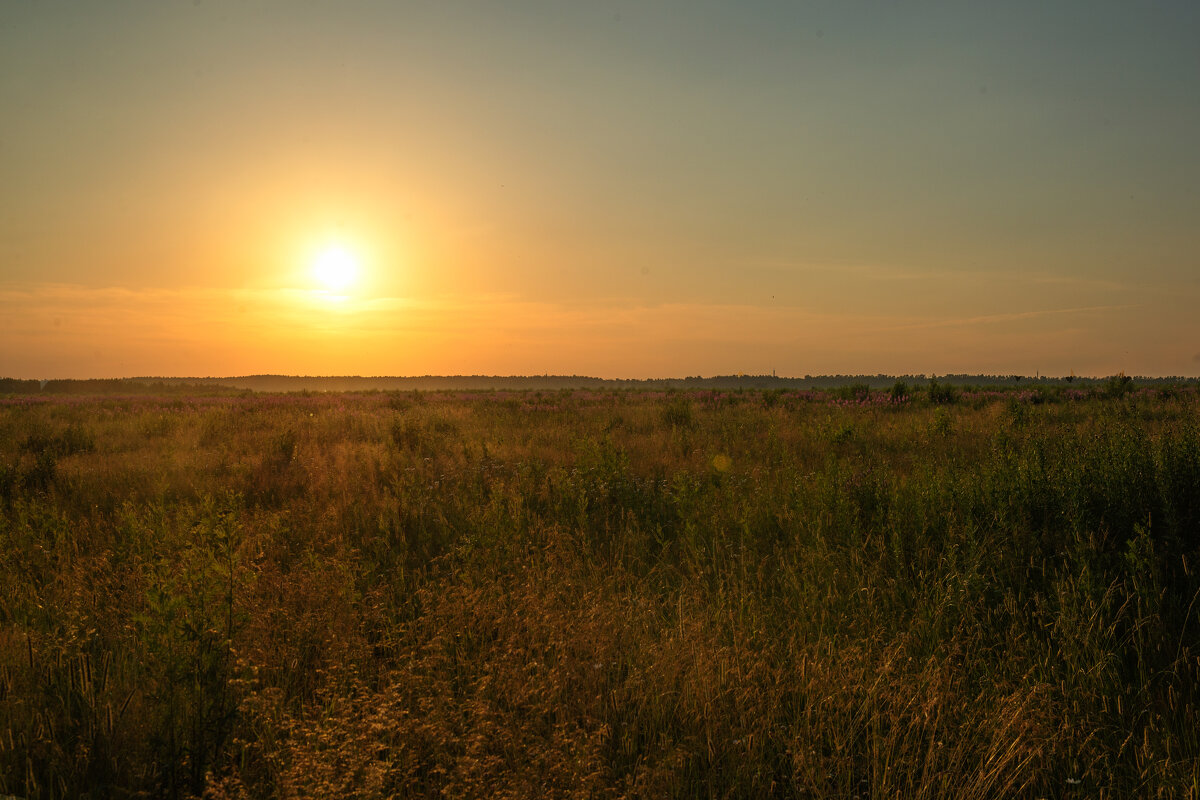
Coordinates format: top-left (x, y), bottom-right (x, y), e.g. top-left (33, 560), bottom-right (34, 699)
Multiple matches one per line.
top-left (661, 397), bottom-right (695, 430)
top-left (1104, 373), bottom-right (1134, 399)
top-left (837, 383), bottom-right (871, 402)
top-left (928, 379), bottom-right (958, 405)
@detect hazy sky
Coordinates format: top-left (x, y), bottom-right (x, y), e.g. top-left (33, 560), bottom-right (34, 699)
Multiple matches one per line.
top-left (2, 1), bottom-right (1198, 378)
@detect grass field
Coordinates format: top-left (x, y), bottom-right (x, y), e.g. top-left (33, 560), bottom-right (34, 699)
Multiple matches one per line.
top-left (2, 383), bottom-right (1199, 798)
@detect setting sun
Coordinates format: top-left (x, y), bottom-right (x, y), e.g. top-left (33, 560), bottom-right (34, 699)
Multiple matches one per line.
top-left (311, 244), bottom-right (361, 292)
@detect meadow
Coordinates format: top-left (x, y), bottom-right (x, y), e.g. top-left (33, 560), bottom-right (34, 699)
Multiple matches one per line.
top-left (2, 382), bottom-right (1198, 798)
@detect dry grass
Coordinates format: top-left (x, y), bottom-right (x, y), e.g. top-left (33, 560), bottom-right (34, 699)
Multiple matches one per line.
top-left (1, 387), bottom-right (1198, 798)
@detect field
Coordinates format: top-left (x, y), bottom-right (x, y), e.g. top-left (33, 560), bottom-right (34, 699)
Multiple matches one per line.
top-left (2, 383), bottom-right (1199, 798)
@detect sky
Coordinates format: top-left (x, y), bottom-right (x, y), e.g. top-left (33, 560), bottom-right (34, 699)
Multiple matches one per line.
top-left (2, 0), bottom-right (1198, 379)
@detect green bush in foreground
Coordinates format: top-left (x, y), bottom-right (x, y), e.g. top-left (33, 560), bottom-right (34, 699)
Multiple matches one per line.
top-left (0, 388), bottom-right (1198, 798)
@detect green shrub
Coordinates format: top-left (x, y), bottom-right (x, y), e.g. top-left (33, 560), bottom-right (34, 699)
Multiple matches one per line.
top-left (928, 379), bottom-right (958, 405)
top-left (661, 396), bottom-right (695, 430)
top-left (836, 382), bottom-right (871, 402)
top-left (1104, 373), bottom-right (1134, 399)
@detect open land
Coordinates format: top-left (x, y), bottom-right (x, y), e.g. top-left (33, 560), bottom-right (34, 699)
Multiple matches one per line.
top-left (2, 381), bottom-right (1199, 798)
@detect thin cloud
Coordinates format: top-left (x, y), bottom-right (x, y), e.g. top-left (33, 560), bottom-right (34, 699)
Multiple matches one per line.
top-left (1025, 273), bottom-right (1129, 293)
top-left (737, 261), bottom-right (1135, 296)
top-left (742, 259), bottom-right (956, 283)
top-left (0, 283), bottom-right (1183, 379)
top-left (878, 304), bottom-right (1137, 333)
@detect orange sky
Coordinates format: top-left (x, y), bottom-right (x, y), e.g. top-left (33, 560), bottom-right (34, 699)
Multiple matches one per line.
top-left (2, 2), bottom-right (1198, 379)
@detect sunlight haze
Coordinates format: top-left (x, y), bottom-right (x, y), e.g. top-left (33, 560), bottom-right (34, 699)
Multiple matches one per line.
top-left (2, 1), bottom-right (1198, 378)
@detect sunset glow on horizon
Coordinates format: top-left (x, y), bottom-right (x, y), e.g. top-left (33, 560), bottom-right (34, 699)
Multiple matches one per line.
top-left (2, 2), bottom-right (1198, 379)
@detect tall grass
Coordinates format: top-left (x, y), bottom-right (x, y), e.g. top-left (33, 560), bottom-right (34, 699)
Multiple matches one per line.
top-left (0, 388), bottom-right (1197, 797)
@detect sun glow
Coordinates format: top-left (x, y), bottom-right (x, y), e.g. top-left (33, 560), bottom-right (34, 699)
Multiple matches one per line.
top-left (311, 244), bottom-right (361, 292)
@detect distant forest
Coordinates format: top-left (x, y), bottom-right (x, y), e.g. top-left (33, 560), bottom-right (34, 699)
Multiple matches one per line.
top-left (2, 373), bottom-right (1198, 394)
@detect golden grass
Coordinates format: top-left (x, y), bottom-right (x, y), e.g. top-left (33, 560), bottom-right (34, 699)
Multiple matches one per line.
top-left (1, 387), bottom-right (1198, 797)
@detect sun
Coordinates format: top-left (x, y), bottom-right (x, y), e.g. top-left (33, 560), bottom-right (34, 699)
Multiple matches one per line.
top-left (311, 244), bottom-right (361, 292)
